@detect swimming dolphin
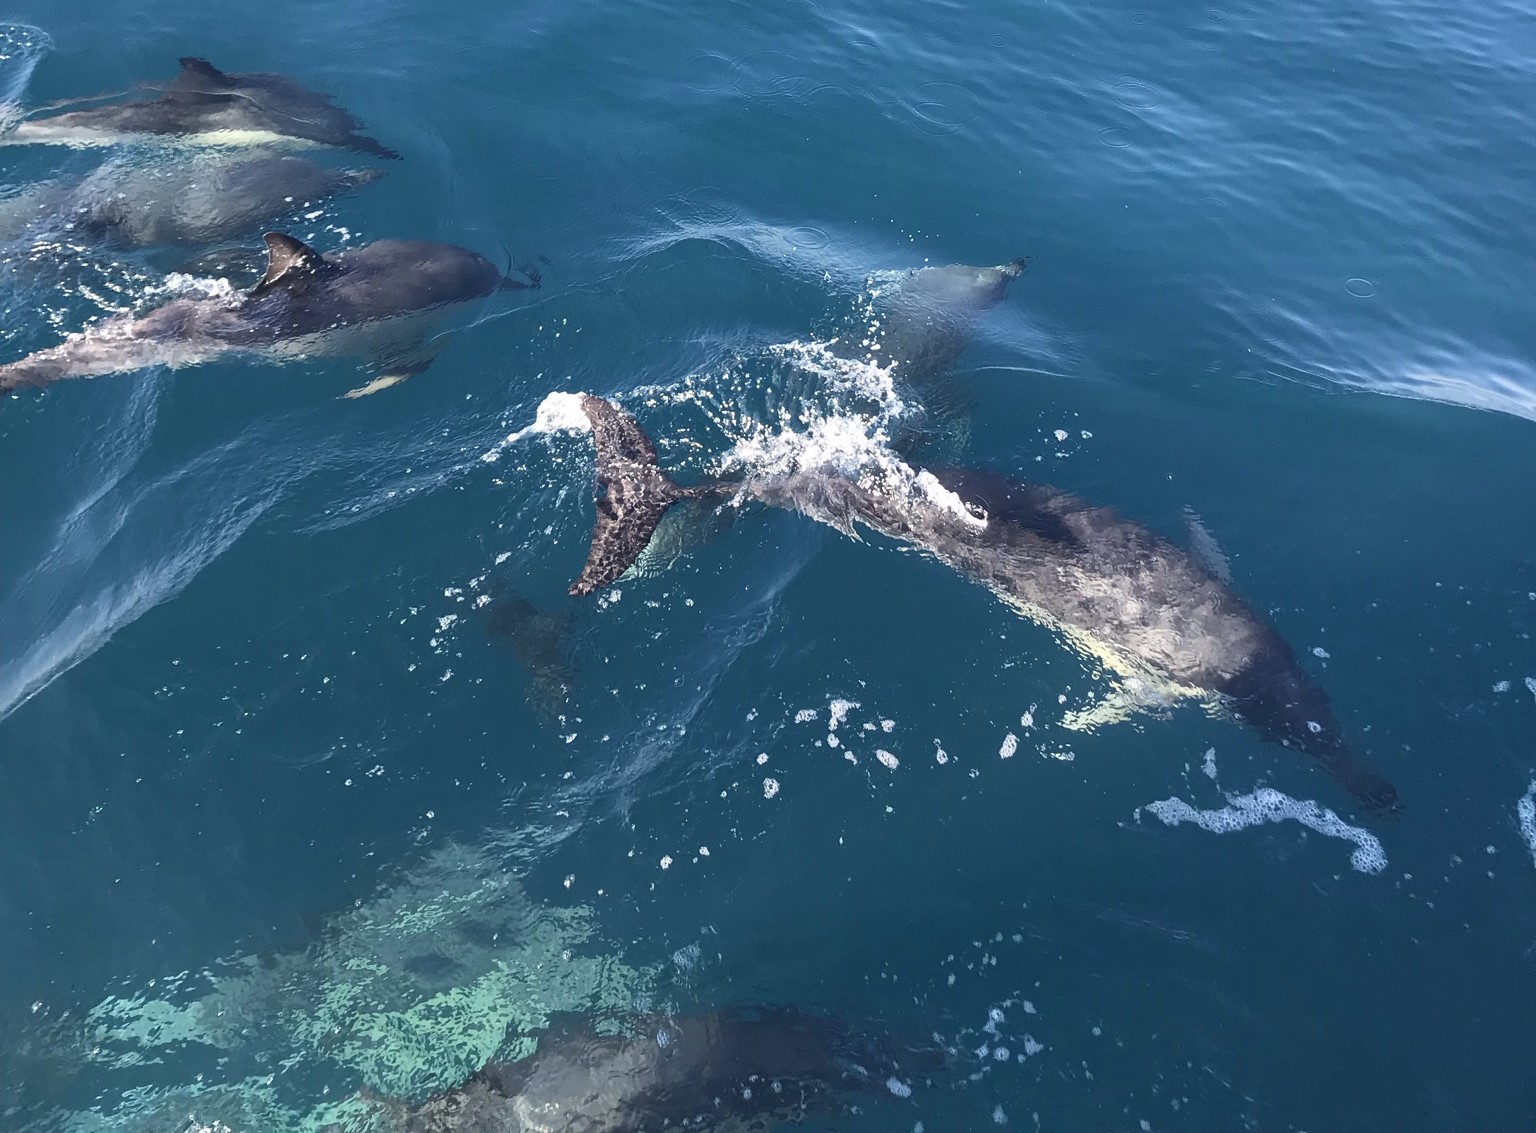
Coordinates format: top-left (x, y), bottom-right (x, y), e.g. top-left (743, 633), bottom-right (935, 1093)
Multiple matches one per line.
top-left (5, 57), bottom-right (398, 157)
top-left (0, 231), bottom-right (537, 397)
top-left (373, 1006), bottom-right (928, 1133)
top-left (482, 587), bottom-right (576, 720)
top-left (0, 153), bottom-right (381, 249)
top-left (625, 256), bottom-right (1028, 581)
top-left (565, 395), bottom-right (1400, 812)
top-left (846, 257), bottom-right (1027, 431)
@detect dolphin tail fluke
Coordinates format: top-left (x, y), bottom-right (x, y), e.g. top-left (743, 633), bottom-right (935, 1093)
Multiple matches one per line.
top-left (570, 395), bottom-right (722, 596)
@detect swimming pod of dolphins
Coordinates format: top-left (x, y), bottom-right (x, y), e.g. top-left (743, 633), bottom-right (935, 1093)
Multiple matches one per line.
top-left (1, 46), bottom-right (1403, 1132)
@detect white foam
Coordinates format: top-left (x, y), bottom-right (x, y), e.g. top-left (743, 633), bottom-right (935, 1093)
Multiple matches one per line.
top-left (1201, 748), bottom-right (1218, 780)
top-left (876, 749), bottom-right (899, 770)
top-left (999, 733), bottom-right (1018, 759)
top-left (886, 1077), bottom-right (912, 1098)
top-left (482, 391), bottom-right (591, 461)
top-left (1518, 781), bottom-right (1536, 868)
top-left (1139, 787), bottom-right (1387, 874)
top-left (829, 698), bottom-right (860, 729)
top-left (763, 778), bottom-right (780, 799)
top-left (1526, 676), bottom-right (1536, 703)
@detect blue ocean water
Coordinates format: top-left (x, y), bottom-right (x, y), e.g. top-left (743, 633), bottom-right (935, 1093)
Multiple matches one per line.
top-left (0, 0), bottom-right (1534, 1127)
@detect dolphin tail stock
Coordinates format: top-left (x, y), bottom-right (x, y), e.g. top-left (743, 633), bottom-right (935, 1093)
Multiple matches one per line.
top-left (569, 394), bottom-right (728, 596)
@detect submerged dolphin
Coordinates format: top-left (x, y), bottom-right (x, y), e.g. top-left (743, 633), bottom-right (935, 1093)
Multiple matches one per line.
top-left (565, 395), bottom-right (1400, 811)
top-left (0, 153), bottom-right (381, 249)
top-left (0, 232), bottom-right (537, 397)
top-left (373, 1006), bottom-right (927, 1132)
top-left (6, 57), bottom-right (398, 157)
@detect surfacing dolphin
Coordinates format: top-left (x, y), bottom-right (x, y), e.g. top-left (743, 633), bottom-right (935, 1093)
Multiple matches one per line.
top-left (845, 256), bottom-right (1027, 433)
top-left (565, 395), bottom-right (1400, 812)
top-left (625, 256), bottom-right (1028, 581)
top-left (368, 1006), bottom-right (930, 1133)
top-left (0, 153), bottom-right (381, 249)
top-left (5, 57), bottom-right (398, 157)
top-left (0, 232), bottom-right (538, 397)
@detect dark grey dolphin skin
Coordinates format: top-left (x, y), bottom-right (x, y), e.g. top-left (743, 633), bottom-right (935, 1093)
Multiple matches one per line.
top-left (0, 153), bottom-right (381, 249)
top-left (7, 57), bottom-right (398, 158)
top-left (844, 257), bottom-right (1027, 424)
top-left (374, 1007), bottom-right (926, 1133)
top-left (0, 232), bottom-right (538, 396)
top-left (566, 396), bottom-right (1399, 812)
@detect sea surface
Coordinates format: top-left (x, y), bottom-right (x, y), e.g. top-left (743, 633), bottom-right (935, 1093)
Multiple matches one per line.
top-left (0, 0), bottom-right (1534, 1129)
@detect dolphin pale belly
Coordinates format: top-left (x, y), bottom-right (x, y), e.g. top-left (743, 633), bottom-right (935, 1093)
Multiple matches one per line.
top-left (565, 396), bottom-right (1399, 812)
top-left (0, 153), bottom-right (381, 249)
top-left (0, 231), bottom-right (538, 395)
top-left (6, 56), bottom-right (398, 158)
top-left (378, 1007), bottom-right (926, 1133)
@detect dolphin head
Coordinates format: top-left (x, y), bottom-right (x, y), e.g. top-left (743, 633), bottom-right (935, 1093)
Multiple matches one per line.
top-left (1222, 645), bottom-right (1400, 813)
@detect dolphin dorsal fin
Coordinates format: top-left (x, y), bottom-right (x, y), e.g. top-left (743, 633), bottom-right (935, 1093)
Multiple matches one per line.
top-left (175, 57), bottom-right (236, 91)
top-left (253, 233), bottom-right (327, 296)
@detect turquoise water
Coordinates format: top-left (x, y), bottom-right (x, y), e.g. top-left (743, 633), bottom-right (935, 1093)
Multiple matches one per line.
top-left (1, 0), bottom-right (1534, 1128)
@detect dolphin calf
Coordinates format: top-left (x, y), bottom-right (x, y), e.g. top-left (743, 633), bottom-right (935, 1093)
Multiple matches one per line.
top-left (0, 153), bottom-right (381, 249)
top-left (372, 1006), bottom-right (928, 1132)
top-left (0, 232), bottom-right (537, 397)
top-left (564, 395), bottom-right (1399, 811)
top-left (5, 57), bottom-right (398, 157)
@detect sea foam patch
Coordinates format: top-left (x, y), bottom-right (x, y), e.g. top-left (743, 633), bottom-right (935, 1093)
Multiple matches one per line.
top-left (1138, 787), bottom-right (1387, 874)
top-left (1517, 780), bottom-right (1536, 868)
top-left (483, 391), bottom-right (592, 461)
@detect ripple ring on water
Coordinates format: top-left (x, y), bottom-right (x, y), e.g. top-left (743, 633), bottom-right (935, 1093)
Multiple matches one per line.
top-left (683, 52), bottom-right (743, 95)
top-left (1098, 126), bottom-right (1134, 147)
top-left (784, 226), bottom-right (830, 250)
top-left (1345, 277), bottom-right (1376, 297)
top-left (1110, 78), bottom-right (1159, 109)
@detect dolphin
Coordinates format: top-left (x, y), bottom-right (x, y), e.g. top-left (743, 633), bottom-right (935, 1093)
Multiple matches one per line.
top-left (0, 153), bottom-right (381, 249)
top-left (5, 57), bottom-right (398, 157)
top-left (626, 256), bottom-right (1027, 580)
top-left (372, 1006), bottom-right (930, 1133)
top-left (846, 257), bottom-right (1027, 432)
top-left (564, 395), bottom-right (1400, 812)
top-left (481, 587), bottom-right (576, 720)
top-left (0, 231), bottom-right (538, 397)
